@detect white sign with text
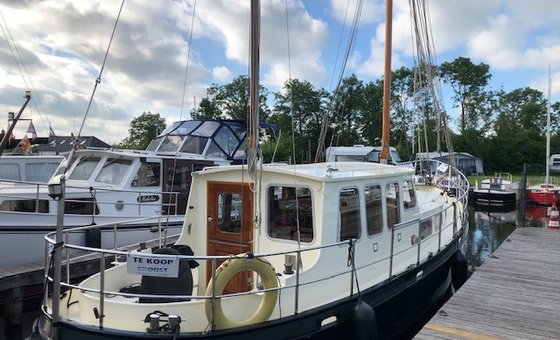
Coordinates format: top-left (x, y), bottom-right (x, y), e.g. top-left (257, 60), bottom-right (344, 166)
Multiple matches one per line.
top-left (127, 252), bottom-right (179, 278)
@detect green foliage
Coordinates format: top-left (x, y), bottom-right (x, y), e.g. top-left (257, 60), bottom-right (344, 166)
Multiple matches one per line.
top-left (114, 111), bottom-right (166, 150)
top-left (192, 75), bottom-right (269, 121)
top-left (440, 57), bottom-right (491, 133)
top-left (188, 61), bottom-right (560, 172)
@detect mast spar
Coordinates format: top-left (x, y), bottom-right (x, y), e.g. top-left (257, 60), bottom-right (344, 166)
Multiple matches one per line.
top-left (380, 0), bottom-right (393, 164)
top-left (247, 0), bottom-right (260, 174)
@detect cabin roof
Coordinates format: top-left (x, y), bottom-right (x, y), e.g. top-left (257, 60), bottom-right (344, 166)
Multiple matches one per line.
top-left (197, 161), bottom-right (413, 182)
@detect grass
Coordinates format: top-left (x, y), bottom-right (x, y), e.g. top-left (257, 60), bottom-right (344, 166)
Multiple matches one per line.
top-left (467, 173), bottom-right (560, 186)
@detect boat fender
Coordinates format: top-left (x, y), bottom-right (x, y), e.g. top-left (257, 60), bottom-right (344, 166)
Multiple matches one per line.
top-left (205, 255), bottom-right (278, 330)
top-left (351, 298), bottom-right (378, 340)
top-left (451, 250), bottom-right (468, 290)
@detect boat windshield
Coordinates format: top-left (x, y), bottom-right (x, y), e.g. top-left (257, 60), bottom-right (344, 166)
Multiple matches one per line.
top-left (157, 136), bottom-right (184, 152)
top-left (68, 157), bottom-right (102, 181)
top-left (95, 158), bottom-right (133, 185)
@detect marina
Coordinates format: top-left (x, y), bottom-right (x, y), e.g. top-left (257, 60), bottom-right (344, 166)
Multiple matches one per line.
top-left (415, 226), bottom-right (560, 340)
top-left (0, 0), bottom-right (559, 339)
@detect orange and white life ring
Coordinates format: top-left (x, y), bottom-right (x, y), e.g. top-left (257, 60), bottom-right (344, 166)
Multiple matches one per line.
top-left (205, 255), bottom-right (278, 330)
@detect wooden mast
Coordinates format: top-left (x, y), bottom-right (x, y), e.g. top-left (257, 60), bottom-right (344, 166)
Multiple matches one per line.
top-left (247, 0), bottom-right (260, 173)
top-left (380, 0), bottom-right (392, 164)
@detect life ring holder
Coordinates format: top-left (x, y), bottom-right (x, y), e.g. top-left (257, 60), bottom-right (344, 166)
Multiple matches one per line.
top-left (205, 254), bottom-right (278, 330)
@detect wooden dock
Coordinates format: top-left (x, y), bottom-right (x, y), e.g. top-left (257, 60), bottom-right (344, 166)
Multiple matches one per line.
top-left (415, 227), bottom-right (560, 340)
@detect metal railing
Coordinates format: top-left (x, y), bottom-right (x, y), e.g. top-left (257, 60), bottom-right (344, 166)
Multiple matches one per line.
top-left (42, 188), bottom-right (467, 333)
top-left (0, 181), bottom-right (181, 217)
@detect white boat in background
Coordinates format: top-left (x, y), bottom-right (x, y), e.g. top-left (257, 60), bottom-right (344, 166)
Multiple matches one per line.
top-left (0, 119), bottom-right (267, 268)
top-left (33, 1), bottom-right (469, 338)
top-left (0, 154), bottom-right (63, 185)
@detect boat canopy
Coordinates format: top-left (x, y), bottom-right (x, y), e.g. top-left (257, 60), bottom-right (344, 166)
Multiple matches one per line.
top-left (145, 120), bottom-right (277, 162)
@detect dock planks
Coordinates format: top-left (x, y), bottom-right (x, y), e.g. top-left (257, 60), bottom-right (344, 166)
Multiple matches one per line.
top-left (415, 227), bottom-right (560, 340)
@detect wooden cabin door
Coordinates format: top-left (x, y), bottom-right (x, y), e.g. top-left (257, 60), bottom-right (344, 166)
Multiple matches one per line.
top-left (207, 181), bottom-right (253, 293)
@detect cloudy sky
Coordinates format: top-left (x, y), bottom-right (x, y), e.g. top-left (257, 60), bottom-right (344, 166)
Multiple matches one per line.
top-left (1, 0), bottom-right (559, 145)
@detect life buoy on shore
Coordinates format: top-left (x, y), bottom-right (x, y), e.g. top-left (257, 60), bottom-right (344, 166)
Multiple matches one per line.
top-left (205, 255), bottom-right (278, 330)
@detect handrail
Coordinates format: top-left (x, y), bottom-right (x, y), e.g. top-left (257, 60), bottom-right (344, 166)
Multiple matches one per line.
top-left (42, 205), bottom-right (465, 324)
top-left (40, 161), bottom-right (469, 332)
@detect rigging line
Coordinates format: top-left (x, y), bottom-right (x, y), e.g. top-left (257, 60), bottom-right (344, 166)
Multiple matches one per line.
top-left (162, 0), bottom-right (198, 235)
top-left (283, 0), bottom-right (302, 248)
top-left (326, 0), bottom-right (364, 150)
top-left (0, 10), bottom-right (51, 131)
top-left (76, 0), bottom-right (125, 139)
top-left (283, 0), bottom-right (298, 168)
top-left (315, 0), bottom-right (352, 162)
top-left (179, 0), bottom-right (197, 119)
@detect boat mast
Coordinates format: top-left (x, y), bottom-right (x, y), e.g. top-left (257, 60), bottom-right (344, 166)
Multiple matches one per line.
top-left (546, 66), bottom-right (552, 185)
top-left (0, 91), bottom-right (31, 157)
top-left (247, 0), bottom-right (260, 174)
top-left (380, 0), bottom-right (393, 164)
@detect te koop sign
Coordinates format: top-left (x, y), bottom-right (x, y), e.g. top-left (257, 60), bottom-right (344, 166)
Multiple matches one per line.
top-left (127, 252), bottom-right (179, 278)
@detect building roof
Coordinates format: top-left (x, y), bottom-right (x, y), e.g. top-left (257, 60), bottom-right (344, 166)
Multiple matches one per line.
top-left (31, 136), bottom-right (111, 154)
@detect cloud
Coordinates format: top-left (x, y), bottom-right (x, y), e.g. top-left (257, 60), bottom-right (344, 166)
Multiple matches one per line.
top-left (212, 66), bottom-right (232, 82)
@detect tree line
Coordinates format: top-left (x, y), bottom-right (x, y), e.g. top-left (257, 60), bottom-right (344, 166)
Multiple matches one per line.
top-left (118, 57), bottom-right (560, 174)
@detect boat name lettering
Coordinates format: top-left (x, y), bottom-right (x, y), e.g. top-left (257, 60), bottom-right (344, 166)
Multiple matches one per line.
top-left (138, 195), bottom-right (160, 203)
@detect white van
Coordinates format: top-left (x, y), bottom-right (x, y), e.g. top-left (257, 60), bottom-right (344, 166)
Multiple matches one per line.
top-left (550, 154), bottom-right (560, 172)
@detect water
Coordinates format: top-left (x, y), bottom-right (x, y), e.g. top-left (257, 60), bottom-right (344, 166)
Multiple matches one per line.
top-left (462, 206), bottom-right (518, 273)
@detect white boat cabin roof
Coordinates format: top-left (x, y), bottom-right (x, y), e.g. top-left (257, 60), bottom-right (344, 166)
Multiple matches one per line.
top-left (195, 161), bottom-right (413, 183)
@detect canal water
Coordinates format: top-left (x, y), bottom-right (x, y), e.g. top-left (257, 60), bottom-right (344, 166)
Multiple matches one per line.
top-left (463, 204), bottom-right (548, 275)
top-left (4, 205), bottom-right (548, 340)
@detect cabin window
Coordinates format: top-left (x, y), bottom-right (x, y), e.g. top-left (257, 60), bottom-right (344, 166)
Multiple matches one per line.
top-left (267, 186), bottom-right (313, 242)
top-left (0, 163), bottom-right (20, 180)
top-left (193, 120), bottom-right (221, 137)
top-left (216, 192), bottom-right (242, 233)
top-left (435, 212), bottom-right (442, 232)
top-left (386, 183), bottom-right (400, 228)
top-left (95, 158), bottom-right (132, 185)
top-left (206, 141), bottom-right (228, 158)
top-left (158, 135), bottom-right (184, 152)
top-left (402, 180), bottom-right (416, 209)
top-left (180, 136), bottom-right (208, 154)
top-left (25, 163), bottom-right (60, 182)
top-left (365, 185), bottom-right (382, 235)
top-left (419, 219), bottom-right (432, 239)
top-left (213, 126), bottom-right (240, 157)
top-left (0, 199), bottom-right (49, 213)
top-left (339, 188), bottom-right (361, 241)
top-left (132, 162), bottom-right (161, 187)
top-left (69, 157), bottom-right (101, 181)
top-left (65, 198), bottom-right (99, 215)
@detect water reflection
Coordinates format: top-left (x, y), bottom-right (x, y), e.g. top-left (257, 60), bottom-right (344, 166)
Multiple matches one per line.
top-left (462, 206), bottom-right (518, 274)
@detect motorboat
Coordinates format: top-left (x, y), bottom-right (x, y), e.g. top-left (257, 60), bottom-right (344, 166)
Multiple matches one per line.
top-left (472, 173), bottom-right (517, 209)
top-left (0, 154), bottom-right (63, 185)
top-left (34, 159), bottom-right (469, 339)
top-left (0, 119), bottom-right (265, 268)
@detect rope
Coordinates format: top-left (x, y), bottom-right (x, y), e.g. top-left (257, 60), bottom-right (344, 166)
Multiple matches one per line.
top-left (0, 11), bottom-right (51, 132)
top-left (76, 0), bottom-right (125, 140)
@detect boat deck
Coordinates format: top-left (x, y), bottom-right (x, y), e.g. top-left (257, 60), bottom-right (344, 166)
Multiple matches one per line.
top-left (414, 227), bottom-right (560, 340)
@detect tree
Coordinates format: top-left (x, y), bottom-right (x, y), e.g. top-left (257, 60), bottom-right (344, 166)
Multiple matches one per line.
top-left (115, 111), bottom-right (166, 150)
top-left (192, 75), bottom-right (270, 122)
top-left (271, 79), bottom-right (329, 163)
top-left (439, 57), bottom-right (491, 133)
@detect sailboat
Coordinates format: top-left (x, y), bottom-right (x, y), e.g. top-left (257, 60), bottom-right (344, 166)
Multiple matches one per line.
top-left (527, 67), bottom-right (559, 206)
top-left (31, 1), bottom-right (469, 339)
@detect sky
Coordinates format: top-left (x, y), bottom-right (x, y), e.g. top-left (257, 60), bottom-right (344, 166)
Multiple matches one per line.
top-left (1, 0), bottom-right (560, 145)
